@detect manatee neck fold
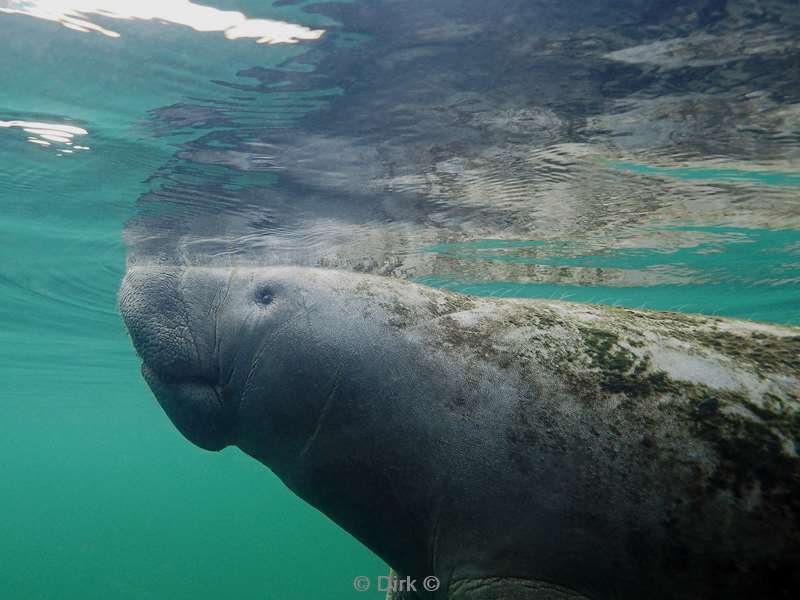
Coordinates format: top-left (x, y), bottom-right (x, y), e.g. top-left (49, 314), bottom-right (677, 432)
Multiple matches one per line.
top-left (234, 328), bottom-right (451, 579)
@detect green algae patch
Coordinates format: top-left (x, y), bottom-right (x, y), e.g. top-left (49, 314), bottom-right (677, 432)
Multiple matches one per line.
top-left (578, 326), bottom-right (675, 397)
top-left (696, 330), bottom-right (800, 376)
top-left (679, 384), bottom-right (800, 504)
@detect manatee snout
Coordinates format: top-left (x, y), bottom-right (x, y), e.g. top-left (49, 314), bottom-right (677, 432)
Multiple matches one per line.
top-left (119, 266), bottom-right (240, 451)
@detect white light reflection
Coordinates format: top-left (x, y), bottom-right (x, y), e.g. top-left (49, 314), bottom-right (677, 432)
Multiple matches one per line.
top-left (0, 0), bottom-right (325, 44)
top-left (0, 119), bottom-right (90, 154)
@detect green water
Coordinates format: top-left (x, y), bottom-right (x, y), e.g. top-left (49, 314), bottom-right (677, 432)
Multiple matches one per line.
top-left (418, 227), bottom-right (800, 325)
top-left (0, 3), bottom-right (386, 599)
top-left (608, 161), bottom-right (800, 188)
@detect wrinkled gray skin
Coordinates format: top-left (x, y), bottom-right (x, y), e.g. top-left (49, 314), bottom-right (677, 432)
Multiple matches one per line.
top-left (119, 266), bottom-right (800, 600)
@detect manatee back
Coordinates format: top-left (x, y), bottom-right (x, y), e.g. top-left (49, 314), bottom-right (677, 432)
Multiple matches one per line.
top-left (377, 282), bottom-right (800, 599)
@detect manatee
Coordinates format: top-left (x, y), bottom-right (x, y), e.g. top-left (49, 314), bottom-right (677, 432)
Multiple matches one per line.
top-left (119, 265), bottom-right (800, 599)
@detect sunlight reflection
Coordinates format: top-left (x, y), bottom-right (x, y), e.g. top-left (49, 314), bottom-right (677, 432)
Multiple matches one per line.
top-left (0, 119), bottom-right (90, 154)
top-left (0, 0), bottom-right (325, 44)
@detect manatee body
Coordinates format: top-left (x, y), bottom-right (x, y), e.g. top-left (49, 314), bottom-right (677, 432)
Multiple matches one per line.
top-left (119, 266), bottom-right (800, 599)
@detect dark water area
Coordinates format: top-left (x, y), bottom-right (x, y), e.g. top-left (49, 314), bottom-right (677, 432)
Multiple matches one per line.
top-left (1, 0), bottom-right (798, 598)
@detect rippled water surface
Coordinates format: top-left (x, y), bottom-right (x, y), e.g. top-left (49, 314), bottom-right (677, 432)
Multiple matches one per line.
top-left (1, 1), bottom-right (799, 598)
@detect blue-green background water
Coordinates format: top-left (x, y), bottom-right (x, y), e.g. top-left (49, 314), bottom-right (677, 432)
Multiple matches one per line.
top-left (0, 3), bottom-right (390, 599)
top-left (418, 226), bottom-right (800, 324)
top-left (1, 1), bottom-right (799, 598)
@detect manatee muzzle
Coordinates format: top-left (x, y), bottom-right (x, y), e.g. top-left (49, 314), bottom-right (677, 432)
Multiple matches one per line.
top-left (141, 363), bottom-right (237, 452)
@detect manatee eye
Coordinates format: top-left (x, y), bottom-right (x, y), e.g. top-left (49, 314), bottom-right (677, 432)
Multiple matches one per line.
top-left (255, 287), bottom-right (274, 306)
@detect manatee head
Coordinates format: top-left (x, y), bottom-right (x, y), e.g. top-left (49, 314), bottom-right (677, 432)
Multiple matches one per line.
top-left (119, 265), bottom-right (450, 577)
top-left (119, 266), bottom-right (378, 459)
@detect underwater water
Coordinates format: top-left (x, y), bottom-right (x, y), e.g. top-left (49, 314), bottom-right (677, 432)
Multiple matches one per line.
top-left (0, 1), bottom-right (798, 599)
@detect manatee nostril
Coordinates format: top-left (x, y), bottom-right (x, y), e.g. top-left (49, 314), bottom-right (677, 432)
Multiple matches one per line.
top-left (255, 286), bottom-right (274, 306)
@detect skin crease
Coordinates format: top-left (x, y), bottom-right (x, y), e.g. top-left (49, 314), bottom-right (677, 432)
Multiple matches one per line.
top-left (119, 265), bottom-right (800, 600)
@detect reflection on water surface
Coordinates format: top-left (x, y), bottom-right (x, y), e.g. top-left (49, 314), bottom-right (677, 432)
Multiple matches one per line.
top-left (0, 0), bottom-right (325, 43)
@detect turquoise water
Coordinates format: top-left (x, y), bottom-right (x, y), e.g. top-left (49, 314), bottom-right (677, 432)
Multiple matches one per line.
top-left (0, 3), bottom-right (387, 599)
top-left (1, 1), bottom-right (799, 599)
top-left (608, 161), bottom-right (800, 188)
top-left (418, 227), bottom-right (800, 324)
